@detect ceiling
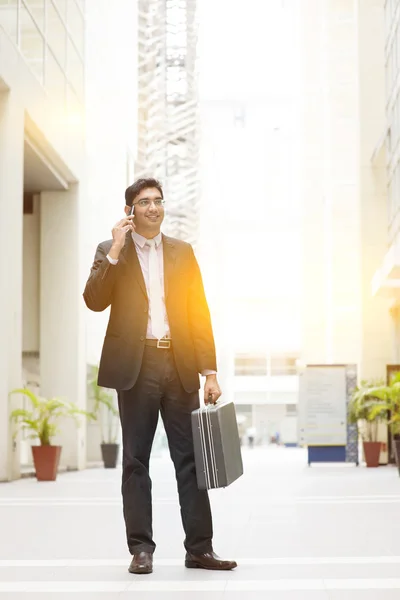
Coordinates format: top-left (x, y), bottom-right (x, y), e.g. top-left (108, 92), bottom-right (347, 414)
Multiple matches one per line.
top-left (23, 139), bottom-right (68, 193)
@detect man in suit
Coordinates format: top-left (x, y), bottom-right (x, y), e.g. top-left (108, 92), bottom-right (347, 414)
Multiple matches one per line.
top-left (83, 178), bottom-right (237, 574)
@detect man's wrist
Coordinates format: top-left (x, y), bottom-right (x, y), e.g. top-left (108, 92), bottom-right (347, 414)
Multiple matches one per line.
top-left (108, 243), bottom-right (123, 261)
top-left (201, 369), bottom-right (217, 378)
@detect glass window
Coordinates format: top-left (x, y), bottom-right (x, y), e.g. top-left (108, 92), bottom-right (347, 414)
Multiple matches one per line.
top-left (66, 83), bottom-right (83, 125)
top-left (67, 37), bottom-right (84, 98)
top-left (20, 3), bottom-right (44, 84)
top-left (270, 355), bottom-right (299, 376)
top-left (166, 65), bottom-right (187, 103)
top-left (74, 0), bottom-right (85, 13)
top-left (67, 0), bottom-right (84, 57)
top-left (51, 0), bottom-right (67, 18)
top-left (45, 48), bottom-right (66, 104)
top-left (22, 0), bottom-right (44, 32)
top-left (234, 354), bottom-right (267, 376)
top-left (0, 0), bottom-right (18, 44)
top-left (47, 1), bottom-right (67, 69)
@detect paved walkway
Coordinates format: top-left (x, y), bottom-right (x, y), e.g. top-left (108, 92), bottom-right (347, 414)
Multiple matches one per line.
top-left (0, 446), bottom-right (399, 599)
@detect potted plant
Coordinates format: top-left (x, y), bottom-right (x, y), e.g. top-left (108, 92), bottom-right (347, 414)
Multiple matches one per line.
top-left (89, 366), bottom-right (120, 468)
top-left (9, 388), bottom-right (93, 481)
top-left (362, 373), bottom-right (400, 475)
top-left (348, 379), bottom-right (388, 467)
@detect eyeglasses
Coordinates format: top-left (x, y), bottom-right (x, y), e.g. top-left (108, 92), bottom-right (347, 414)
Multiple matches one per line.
top-left (133, 199), bottom-right (166, 209)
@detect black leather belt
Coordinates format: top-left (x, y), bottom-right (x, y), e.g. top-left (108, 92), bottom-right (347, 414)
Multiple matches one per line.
top-left (145, 338), bottom-right (172, 349)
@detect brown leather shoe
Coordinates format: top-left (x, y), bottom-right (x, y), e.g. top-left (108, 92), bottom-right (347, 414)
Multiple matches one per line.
top-left (128, 552), bottom-right (153, 574)
top-left (185, 551), bottom-right (237, 570)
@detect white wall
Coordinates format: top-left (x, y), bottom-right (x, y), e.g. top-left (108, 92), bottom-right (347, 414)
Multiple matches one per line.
top-left (84, 0), bottom-right (138, 367)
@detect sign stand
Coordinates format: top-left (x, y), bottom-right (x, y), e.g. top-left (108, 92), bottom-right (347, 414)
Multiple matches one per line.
top-left (298, 364), bottom-right (358, 466)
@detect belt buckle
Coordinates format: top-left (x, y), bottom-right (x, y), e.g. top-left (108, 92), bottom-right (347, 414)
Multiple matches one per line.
top-left (157, 338), bottom-right (171, 349)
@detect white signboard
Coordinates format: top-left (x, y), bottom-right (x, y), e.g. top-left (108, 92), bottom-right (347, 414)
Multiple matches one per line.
top-left (298, 366), bottom-right (347, 446)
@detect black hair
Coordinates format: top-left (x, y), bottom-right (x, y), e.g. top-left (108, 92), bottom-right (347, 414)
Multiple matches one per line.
top-left (124, 178), bottom-right (163, 207)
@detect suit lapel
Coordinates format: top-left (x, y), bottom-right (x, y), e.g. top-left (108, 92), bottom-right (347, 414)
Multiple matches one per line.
top-left (162, 234), bottom-right (176, 299)
top-left (123, 234), bottom-right (148, 299)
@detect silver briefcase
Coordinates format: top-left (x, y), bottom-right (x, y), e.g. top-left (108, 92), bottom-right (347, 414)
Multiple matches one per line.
top-left (191, 401), bottom-right (244, 490)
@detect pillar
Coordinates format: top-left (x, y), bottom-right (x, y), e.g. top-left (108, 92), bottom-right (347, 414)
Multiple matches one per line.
top-left (300, 0), bottom-right (362, 364)
top-left (0, 91), bottom-right (24, 481)
top-left (357, 0), bottom-right (393, 379)
top-left (40, 183), bottom-right (87, 470)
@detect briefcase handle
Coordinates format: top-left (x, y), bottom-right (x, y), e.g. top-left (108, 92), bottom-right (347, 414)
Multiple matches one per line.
top-left (200, 394), bottom-right (225, 411)
top-left (200, 394), bottom-right (216, 411)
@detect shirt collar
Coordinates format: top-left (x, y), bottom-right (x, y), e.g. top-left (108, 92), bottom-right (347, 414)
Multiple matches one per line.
top-left (132, 230), bottom-right (162, 249)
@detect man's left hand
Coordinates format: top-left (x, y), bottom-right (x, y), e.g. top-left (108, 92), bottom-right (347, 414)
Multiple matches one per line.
top-left (204, 375), bottom-right (222, 405)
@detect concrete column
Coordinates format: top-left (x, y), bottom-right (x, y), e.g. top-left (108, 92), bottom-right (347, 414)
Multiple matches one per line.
top-left (300, 0), bottom-right (362, 365)
top-left (356, 0), bottom-right (393, 379)
top-left (40, 184), bottom-right (87, 470)
top-left (0, 91), bottom-right (24, 481)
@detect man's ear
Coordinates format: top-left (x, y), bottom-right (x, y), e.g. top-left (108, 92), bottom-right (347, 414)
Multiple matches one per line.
top-left (124, 205), bottom-right (131, 216)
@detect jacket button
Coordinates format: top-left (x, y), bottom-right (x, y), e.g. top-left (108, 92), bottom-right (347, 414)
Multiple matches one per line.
top-left (140, 336), bottom-right (145, 341)
top-left (144, 308), bottom-right (148, 313)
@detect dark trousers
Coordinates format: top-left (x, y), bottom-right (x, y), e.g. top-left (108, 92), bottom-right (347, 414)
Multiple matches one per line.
top-left (117, 346), bottom-right (213, 555)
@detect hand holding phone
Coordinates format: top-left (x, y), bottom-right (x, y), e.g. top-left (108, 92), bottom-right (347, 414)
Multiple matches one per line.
top-left (111, 206), bottom-right (135, 252)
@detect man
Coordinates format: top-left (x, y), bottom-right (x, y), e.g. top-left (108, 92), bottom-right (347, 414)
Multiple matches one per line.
top-left (83, 178), bottom-right (237, 575)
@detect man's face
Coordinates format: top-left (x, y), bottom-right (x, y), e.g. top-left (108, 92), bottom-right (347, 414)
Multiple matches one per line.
top-left (125, 187), bottom-right (165, 234)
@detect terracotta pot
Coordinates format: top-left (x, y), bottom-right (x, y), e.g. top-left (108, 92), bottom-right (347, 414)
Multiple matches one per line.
top-left (31, 445), bottom-right (62, 481)
top-left (363, 441), bottom-right (381, 468)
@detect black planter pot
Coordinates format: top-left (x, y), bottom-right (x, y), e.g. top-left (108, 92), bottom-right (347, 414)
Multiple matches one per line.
top-left (394, 439), bottom-right (400, 476)
top-left (101, 443), bottom-right (120, 468)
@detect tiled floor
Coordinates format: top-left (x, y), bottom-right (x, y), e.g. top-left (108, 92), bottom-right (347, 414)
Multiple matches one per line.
top-left (0, 446), bottom-right (399, 598)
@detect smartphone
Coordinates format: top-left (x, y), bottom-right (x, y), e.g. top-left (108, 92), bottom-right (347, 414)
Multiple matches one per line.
top-left (129, 205), bottom-right (135, 217)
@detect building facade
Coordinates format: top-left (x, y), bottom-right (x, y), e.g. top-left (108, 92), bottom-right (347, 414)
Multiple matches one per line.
top-left (0, 0), bottom-right (87, 482)
top-left (298, 0), bottom-right (392, 460)
top-left (0, 0), bottom-right (138, 480)
top-left (299, 0), bottom-right (392, 374)
top-left (373, 0), bottom-right (400, 361)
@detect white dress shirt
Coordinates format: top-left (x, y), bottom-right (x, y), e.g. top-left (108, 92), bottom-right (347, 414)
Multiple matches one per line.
top-left (106, 232), bottom-right (216, 376)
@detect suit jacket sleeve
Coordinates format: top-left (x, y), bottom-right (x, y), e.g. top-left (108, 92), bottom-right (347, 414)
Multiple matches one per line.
top-left (187, 246), bottom-right (217, 373)
top-left (83, 241), bottom-right (118, 312)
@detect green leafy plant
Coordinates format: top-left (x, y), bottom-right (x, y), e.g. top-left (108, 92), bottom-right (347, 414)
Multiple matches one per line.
top-left (348, 378), bottom-right (388, 442)
top-left (9, 388), bottom-right (93, 446)
top-left (361, 372), bottom-right (400, 439)
top-left (88, 366), bottom-right (119, 444)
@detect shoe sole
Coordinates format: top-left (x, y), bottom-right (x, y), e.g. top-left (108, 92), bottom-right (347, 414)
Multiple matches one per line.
top-left (128, 567), bottom-right (153, 574)
top-left (185, 560), bottom-right (237, 570)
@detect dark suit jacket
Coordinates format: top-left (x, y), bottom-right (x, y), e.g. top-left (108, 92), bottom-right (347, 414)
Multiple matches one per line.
top-left (83, 234), bottom-right (217, 393)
